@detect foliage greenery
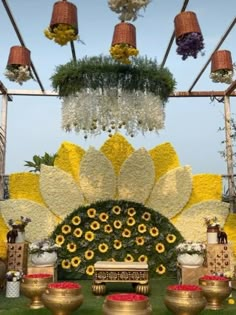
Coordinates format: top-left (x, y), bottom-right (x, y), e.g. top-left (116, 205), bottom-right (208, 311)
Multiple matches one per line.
top-left (50, 199), bottom-right (184, 280)
top-left (24, 152), bottom-right (57, 173)
top-left (50, 55), bottom-right (176, 103)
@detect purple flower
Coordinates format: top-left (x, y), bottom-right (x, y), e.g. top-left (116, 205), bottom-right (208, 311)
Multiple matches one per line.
top-left (176, 32), bottom-right (205, 60)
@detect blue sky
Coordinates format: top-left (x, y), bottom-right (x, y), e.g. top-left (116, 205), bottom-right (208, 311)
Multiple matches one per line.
top-left (0, 0), bottom-right (235, 179)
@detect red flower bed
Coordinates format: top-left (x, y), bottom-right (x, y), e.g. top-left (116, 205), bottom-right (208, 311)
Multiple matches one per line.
top-left (48, 282), bottom-right (81, 289)
top-left (107, 293), bottom-right (147, 301)
top-left (167, 284), bottom-right (202, 291)
top-left (200, 275), bottom-right (228, 281)
top-left (24, 273), bottom-right (53, 279)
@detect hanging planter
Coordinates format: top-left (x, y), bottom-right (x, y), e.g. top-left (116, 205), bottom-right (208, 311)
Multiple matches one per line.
top-left (210, 50), bottom-right (234, 84)
top-left (174, 11), bottom-right (204, 60)
top-left (44, 0), bottom-right (79, 46)
top-left (108, 0), bottom-right (151, 21)
top-left (4, 46), bottom-right (32, 85)
top-left (110, 22), bottom-right (138, 64)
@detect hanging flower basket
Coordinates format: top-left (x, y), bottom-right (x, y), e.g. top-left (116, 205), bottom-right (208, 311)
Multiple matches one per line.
top-left (44, 0), bottom-right (79, 46)
top-left (50, 55), bottom-right (176, 137)
top-left (5, 46), bottom-right (33, 85)
top-left (210, 50), bottom-right (234, 84)
top-left (110, 22), bottom-right (138, 64)
top-left (174, 11), bottom-right (204, 60)
top-left (108, 0), bottom-right (151, 21)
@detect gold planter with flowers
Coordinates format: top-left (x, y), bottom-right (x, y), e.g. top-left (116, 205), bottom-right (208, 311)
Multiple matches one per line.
top-left (164, 284), bottom-right (206, 315)
top-left (199, 275), bottom-right (232, 310)
top-left (42, 282), bottom-right (83, 315)
top-left (20, 273), bottom-right (53, 309)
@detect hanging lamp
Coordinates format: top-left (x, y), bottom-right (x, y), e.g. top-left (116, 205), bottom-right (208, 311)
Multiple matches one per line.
top-left (210, 50), bottom-right (234, 84)
top-left (44, 0), bottom-right (79, 46)
top-left (5, 46), bottom-right (32, 85)
top-left (174, 11), bottom-right (204, 60)
top-left (110, 21), bottom-right (138, 64)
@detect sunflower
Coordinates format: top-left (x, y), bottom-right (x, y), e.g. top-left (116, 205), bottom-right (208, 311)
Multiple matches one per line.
top-left (113, 220), bottom-right (122, 229)
top-left (127, 207), bottom-right (136, 216)
top-left (55, 234), bottom-right (65, 246)
top-left (85, 231), bottom-right (95, 242)
top-left (155, 243), bottom-right (165, 253)
top-left (99, 212), bottom-right (109, 222)
top-left (138, 224), bottom-right (147, 234)
top-left (61, 259), bottom-right (71, 269)
top-left (71, 216), bottom-right (81, 226)
top-left (104, 224), bottom-right (113, 234)
top-left (125, 254), bottom-right (134, 262)
top-left (98, 243), bottom-right (109, 253)
top-left (85, 249), bottom-right (94, 260)
top-left (71, 256), bottom-right (81, 267)
top-left (142, 212), bottom-right (151, 221)
top-left (138, 255), bottom-right (148, 263)
top-left (87, 208), bottom-right (96, 218)
top-left (150, 227), bottom-right (159, 237)
top-left (67, 242), bottom-right (77, 253)
top-left (166, 233), bottom-right (177, 243)
top-left (112, 205), bottom-right (121, 215)
top-left (122, 228), bottom-right (131, 238)
top-left (86, 265), bottom-right (95, 276)
top-left (135, 236), bottom-right (144, 246)
top-left (156, 264), bottom-right (166, 275)
top-left (73, 227), bottom-right (83, 238)
top-left (90, 221), bottom-right (100, 231)
top-left (113, 239), bottom-right (122, 250)
top-left (127, 217), bottom-right (136, 226)
top-left (61, 224), bottom-right (71, 235)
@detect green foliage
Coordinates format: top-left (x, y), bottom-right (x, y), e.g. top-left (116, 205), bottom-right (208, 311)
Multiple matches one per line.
top-left (51, 199), bottom-right (184, 280)
top-left (50, 55), bottom-right (176, 103)
top-left (24, 152), bottom-right (57, 173)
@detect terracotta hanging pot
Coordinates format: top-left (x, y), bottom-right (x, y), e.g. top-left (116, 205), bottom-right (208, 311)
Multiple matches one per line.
top-left (211, 50), bottom-right (233, 73)
top-left (50, 0), bottom-right (78, 35)
top-left (174, 11), bottom-right (201, 40)
top-left (111, 21), bottom-right (136, 48)
top-left (7, 46), bottom-right (31, 67)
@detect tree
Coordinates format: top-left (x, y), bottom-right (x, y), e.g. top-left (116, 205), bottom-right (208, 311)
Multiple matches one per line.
top-left (24, 152), bottom-right (57, 173)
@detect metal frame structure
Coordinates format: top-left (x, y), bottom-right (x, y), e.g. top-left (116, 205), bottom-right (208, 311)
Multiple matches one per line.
top-left (0, 0), bottom-right (236, 211)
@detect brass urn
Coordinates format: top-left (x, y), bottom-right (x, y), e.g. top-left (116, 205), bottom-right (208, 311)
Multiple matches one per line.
top-left (42, 281), bottom-right (84, 315)
top-left (164, 284), bottom-right (206, 315)
top-left (20, 274), bottom-right (53, 309)
top-left (103, 293), bottom-right (152, 315)
top-left (199, 277), bottom-right (232, 310)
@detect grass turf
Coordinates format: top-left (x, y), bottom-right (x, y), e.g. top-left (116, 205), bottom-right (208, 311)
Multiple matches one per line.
top-left (0, 278), bottom-right (236, 314)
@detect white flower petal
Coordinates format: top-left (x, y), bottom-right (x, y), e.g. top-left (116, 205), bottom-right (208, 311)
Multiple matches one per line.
top-left (146, 166), bottom-right (192, 218)
top-left (0, 199), bottom-right (57, 242)
top-left (40, 165), bottom-right (84, 219)
top-left (173, 200), bottom-right (229, 242)
top-left (118, 148), bottom-right (155, 203)
top-left (79, 147), bottom-right (116, 203)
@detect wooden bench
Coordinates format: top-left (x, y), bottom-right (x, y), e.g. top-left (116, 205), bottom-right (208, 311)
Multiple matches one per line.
top-left (92, 261), bottom-right (149, 295)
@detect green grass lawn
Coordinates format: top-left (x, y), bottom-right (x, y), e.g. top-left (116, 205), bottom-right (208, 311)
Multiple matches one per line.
top-left (0, 278), bottom-right (236, 314)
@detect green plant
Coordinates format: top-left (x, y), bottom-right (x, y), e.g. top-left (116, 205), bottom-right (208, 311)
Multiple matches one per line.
top-left (24, 152), bottom-right (57, 173)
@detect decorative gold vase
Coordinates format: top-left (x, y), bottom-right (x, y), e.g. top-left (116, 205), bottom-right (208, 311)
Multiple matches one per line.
top-left (20, 274), bottom-right (53, 309)
top-left (199, 278), bottom-right (232, 310)
top-left (42, 282), bottom-right (84, 315)
top-left (102, 293), bottom-right (152, 315)
top-left (164, 287), bottom-right (206, 315)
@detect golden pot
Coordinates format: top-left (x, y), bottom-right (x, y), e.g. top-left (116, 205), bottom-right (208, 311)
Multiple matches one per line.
top-left (42, 284), bottom-right (84, 315)
top-left (199, 278), bottom-right (232, 310)
top-left (20, 274), bottom-right (53, 309)
top-left (164, 288), bottom-right (206, 315)
top-left (103, 293), bottom-right (152, 315)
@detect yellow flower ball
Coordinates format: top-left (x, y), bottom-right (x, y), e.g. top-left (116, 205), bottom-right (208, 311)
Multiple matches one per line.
top-left (228, 298), bottom-right (235, 305)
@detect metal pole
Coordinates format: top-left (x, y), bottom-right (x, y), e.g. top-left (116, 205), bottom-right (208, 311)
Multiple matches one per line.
top-left (224, 95), bottom-right (236, 212)
top-left (0, 94), bottom-right (8, 200)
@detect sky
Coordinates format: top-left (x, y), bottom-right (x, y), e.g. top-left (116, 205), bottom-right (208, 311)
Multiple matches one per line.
top-left (0, 0), bottom-right (235, 184)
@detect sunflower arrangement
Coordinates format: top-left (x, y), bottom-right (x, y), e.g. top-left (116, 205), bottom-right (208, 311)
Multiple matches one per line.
top-left (51, 199), bottom-right (184, 280)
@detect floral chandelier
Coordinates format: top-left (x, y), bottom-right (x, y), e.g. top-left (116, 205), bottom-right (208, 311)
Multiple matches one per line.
top-left (51, 55), bottom-right (176, 138)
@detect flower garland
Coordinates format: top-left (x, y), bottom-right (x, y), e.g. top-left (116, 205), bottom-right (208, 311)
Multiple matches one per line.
top-left (5, 65), bottom-right (32, 85)
top-left (108, 0), bottom-right (151, 21)
top-left (44, 24), bottom-right (78, 46)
